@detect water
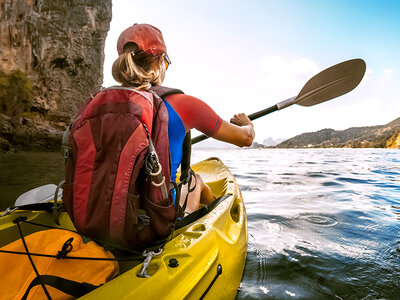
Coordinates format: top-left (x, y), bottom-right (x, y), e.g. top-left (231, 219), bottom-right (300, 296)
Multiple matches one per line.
top-left (1, 149), bottom-right (399, 299)
top-left (0, 152), bottom-right (65, 206)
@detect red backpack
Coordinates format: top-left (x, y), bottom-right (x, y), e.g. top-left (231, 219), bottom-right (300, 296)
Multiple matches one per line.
top-left (62, 86), bottom-right (183, 251)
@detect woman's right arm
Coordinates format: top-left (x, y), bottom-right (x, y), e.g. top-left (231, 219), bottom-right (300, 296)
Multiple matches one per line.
top-left (164, 94), bottom-right (255, 147)
top-left (212, 113), bottom-right (255, 147)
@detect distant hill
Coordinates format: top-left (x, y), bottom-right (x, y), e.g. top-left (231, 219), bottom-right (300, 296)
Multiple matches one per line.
top-left (277, 117), bottom-right (400, 149)
top-left (262, 137), bottom-right (286, 146)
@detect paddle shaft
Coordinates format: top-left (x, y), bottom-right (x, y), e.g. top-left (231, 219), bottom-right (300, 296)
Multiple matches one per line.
top-left (248, 104), bottom-right (278, 121)
top-left (191, 105), bottom-right (279, 144)
top-left (192, 95), bottom-right (299, 144)
top-left (191, 102), bottom-right (283, 145)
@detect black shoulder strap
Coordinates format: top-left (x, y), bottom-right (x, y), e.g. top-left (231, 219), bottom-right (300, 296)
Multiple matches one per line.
top-left (149, 86), bottom-right (184, 98)
top-left (180, 131), bottom-right (192, 181)
top-left (22, 275), bottom-right (100, 300)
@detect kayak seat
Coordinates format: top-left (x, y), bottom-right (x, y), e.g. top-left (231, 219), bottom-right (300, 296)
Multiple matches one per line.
top-left (175, 194), bottom-right (229, 230)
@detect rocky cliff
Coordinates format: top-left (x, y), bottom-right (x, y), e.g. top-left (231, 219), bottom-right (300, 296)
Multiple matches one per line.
top-left (277, 117), bottom-right (400, 149)
top-left (0, 0), bottom-right (112, 151)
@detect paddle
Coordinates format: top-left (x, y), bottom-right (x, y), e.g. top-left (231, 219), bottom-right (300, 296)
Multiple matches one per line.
top-left (0, 184), bottom-right (62, 218)
top-left (3, 183), bottom-right (64, 223)
top-left (14, 184), bottom-right (60, 207)
top-left (191, 58), bottom-right (366, 144)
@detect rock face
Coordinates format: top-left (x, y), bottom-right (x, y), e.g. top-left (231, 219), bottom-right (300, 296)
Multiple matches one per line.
top-left (0, 0), bottom-right (112, 151)
top-left (277, 117), bottom-right (400, 149)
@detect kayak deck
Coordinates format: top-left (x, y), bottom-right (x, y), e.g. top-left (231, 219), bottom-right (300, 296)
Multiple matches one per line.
top-left (0, 157), bottom-right (248, 299)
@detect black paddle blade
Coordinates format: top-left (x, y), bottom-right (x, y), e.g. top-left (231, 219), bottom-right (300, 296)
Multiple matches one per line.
top-left (296, 58), bottom-right (366, 107)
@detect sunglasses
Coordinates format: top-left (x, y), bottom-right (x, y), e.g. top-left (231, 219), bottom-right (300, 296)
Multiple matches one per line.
top-left (165, 54), bottom-right (171, 70)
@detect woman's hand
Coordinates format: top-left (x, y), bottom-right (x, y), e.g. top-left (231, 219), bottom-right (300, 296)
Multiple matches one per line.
top-left (230, 113), bottom-right (253, 127)
top-left (212, 113), bottom-right (255, 147)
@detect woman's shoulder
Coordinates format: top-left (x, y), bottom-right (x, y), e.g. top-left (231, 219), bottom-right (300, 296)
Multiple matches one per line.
top-left (165, 93), bottom-right (221, 133)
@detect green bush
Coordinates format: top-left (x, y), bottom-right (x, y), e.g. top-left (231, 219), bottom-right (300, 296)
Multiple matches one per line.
top-left (0, 69), bottom-right (33, 121)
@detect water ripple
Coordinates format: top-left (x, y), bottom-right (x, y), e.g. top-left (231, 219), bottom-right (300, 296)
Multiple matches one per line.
top-left (221, 148), bottom-right (400, 299)
top-left (298, 213), bottom-right (340, 227)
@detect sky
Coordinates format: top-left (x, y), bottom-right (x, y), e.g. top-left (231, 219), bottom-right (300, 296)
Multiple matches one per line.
top-left (103, 0), bottom-right (400, 142)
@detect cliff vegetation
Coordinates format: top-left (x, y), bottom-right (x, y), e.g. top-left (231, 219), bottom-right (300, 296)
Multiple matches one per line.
top-left (0, 0), bottom-right (112, 152)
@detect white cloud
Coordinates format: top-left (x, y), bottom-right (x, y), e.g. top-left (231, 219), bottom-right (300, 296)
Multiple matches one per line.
top-left (291, 57), bottom-right (320, 76)
top-left (381, 68), bottom-right (393, 82)
top-left (256, 56), bottom-right (320, 100)
top-left (363, 68), bottom-right (373, 81)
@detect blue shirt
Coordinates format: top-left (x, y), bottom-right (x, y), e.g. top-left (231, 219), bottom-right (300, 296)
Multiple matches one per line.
top-left (164, 99), bottom-right (186, 202)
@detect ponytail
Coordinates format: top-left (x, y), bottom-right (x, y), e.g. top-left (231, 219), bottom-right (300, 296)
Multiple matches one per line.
top-left (112, 43), bottom-right (166, 90)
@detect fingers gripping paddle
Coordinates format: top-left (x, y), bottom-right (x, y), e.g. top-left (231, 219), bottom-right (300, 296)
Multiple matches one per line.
top-left (192, 58), bottom-right (366, 144)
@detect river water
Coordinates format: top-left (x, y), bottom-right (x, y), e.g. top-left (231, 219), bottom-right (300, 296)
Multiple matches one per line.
top-left (1, 149), bottom-right (399, 299)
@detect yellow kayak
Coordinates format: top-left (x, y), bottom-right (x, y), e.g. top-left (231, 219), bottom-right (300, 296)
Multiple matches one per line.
top-left (0, 157), bottom-right (247, 299)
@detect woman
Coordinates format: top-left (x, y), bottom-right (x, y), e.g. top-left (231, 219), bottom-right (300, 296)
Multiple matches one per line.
top-left (112, 23), bottom-right (255, 214)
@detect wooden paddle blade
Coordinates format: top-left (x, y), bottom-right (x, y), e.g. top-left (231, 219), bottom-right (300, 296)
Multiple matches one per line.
top-left (296, 58), bottom-right (366, 107)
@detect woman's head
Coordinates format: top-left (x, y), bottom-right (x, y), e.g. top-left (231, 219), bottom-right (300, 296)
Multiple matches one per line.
top-left (112, 24), bottom-right (170, 90)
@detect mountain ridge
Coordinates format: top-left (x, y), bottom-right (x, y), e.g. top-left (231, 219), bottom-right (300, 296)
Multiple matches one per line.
top-left (276, 117), bottom-right (400, 149)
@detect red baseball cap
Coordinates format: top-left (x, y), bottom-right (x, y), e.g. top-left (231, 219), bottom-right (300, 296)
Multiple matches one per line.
top-left (117, 23), bottom-right (167, 56)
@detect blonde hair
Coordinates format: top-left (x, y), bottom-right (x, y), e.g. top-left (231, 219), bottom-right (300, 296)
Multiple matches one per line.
top-left (112, 43), bottom-right (166, 90)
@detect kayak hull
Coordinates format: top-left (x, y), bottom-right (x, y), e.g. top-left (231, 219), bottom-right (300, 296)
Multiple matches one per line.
top-left (0, 157), bottom-right (247, 299)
